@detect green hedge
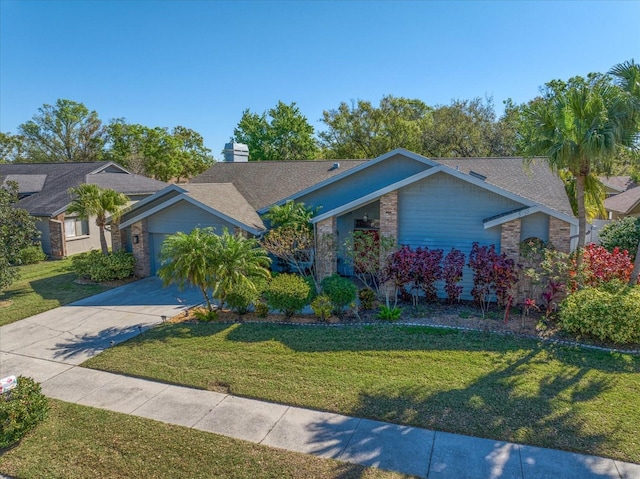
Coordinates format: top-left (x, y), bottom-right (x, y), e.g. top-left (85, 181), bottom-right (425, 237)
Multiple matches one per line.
top-left (0, 376), bottom-right (49, 448)
top-left (559, 282), bottom-right (640, 344)
top-left (71, 250), bottom-right (135, 282)
top-left (320, 274), bottom-right (357, 314)
top-left (265, 274), bottom-right (310, 317)
top-left (17, 245), bottom-right (47, 265)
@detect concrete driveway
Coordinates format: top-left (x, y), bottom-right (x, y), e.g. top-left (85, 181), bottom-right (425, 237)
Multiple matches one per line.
top-left (0, 277), bottom-right (203, 376)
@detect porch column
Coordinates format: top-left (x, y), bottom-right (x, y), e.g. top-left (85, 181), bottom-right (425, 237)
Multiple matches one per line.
top-left (500, 219), bottom-right (521, 263)
top-left (548, 217), bottom-right (571, 253)
top-left (131, 220), bottom-right (151, 277)
top-left (316, 216), bottom-right (337, 280)
top-left (379, 191), bottom-right (399, 297)
top-left (49, 213), bottom-right (67, 259)
top-left (111, 221), bottom-right (124, 252)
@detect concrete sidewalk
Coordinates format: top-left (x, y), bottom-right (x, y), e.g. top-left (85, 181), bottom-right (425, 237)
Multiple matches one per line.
top-left (1, 278), bottom-right (639, 478)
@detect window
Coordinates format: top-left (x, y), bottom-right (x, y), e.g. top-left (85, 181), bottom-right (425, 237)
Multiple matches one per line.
top-left (64, 217), bottom-right (89, 238)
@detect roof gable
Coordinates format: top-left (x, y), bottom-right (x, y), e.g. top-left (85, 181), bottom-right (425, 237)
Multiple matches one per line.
top-left (119, 183), bottom-right (265, 234)
top-left (605, 186), bottom-right (640, 214)
top-left (0, 162), bottom-right (166, 217)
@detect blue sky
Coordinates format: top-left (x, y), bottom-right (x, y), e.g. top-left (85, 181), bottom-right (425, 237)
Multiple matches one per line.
top-left (1, 1), bottom-right (638, 159)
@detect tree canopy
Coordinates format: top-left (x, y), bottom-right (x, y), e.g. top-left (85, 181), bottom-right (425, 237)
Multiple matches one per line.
top-left (232, 101), bottom-right (319, 161)
top-left (319, 95), bottom-right (518, 159)
top-left (0, 180), bottom-right (40, 291)
top-left (520, 65), bottom-right (639, 266)
top-left (18, 99), bottom-right (105, 162)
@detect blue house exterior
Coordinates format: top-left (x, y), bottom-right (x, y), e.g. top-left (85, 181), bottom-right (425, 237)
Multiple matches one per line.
top-left (115, 149), bottom-right (577, 301)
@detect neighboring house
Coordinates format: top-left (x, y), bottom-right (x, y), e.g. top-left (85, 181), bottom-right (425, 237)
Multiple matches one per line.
top-left (0, 162), bottom-right (167, 258)
top-left (604, 186), bottom-right (640, 220)
top-left (114, 148), bottom-right (577, 300)
top-left (598, 175), bottom-right (636, 198)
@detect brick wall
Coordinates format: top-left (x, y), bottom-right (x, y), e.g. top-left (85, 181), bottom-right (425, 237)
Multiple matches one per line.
top-left (315, 217), bottom-right (337, 280)
top-left (111, 222), bottom-right (123, 252)
top-left (500, 219), bottom-right (521, 262)
top-left (131, 220), bottom-right (150, 277)
top-left (548, 217), bottom-right (571, 253)
top-left (49, 213), bottom-right (66, 259)
top-left (379, 191), bottom-right (399, 297)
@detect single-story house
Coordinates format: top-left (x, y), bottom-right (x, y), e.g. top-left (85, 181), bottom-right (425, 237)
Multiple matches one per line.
top-left (599, 175), bottom-right (636, 198)
top-left (0, 162), bottom-right (167, 258)
top-left (114, 148), bottom-right (577, 300)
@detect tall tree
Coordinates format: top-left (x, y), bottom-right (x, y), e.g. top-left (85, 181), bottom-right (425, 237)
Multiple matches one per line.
top-left (521, 71), bottom-right (638, 266)
top-left (609, 59), bottom-right (640, 284)
top-left (0, 132), bottom-right (27, 163)
top-left (232, 101), bottom-right (319, 161)
top-left (18, 99), bottom-right (105, 162)
top-left (320, 95), bottom-right (432, 159)
top-left (0, 180), bottom-right (40, 291)
top-left (104, 120), bottom-right (213, 181)
top-left (67, 184), bottom-right (128, 255)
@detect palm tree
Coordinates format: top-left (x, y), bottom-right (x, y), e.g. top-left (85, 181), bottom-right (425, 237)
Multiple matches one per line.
top-left (522, 78), bottom-right (637, 267)
top-left (67, 184), bottom-right (128, 255)
top-left (158, 227), bottom-right (271, 311)
top-left (212, 229), bottom-right (271, 306)
top-left (610, 59), bottom-right (640, 284)
top-left (158, 228), bottom-right (219, 311)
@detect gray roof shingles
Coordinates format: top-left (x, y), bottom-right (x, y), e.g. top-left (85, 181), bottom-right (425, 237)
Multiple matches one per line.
top-left (192, 156), bottom-right (574, 217)
top-left (604, 186), bottom-right (640, 214)
top-left (0, 162), bottom-right (167, 217)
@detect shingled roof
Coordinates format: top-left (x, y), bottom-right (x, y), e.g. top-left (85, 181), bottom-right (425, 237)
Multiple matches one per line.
top-left (191, 155), bottom-right (573, 217)
top-left (599, 175), bottom-right (636, 193)
top-left (0, 162), bottom-right (167, 217)
top-left (190, 160), bottom-right (367, 210)
top-left (604, 186), bottom-right (640, 215)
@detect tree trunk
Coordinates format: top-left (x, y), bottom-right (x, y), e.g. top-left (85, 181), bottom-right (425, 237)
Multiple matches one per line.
top-left (629, 241), bottom-right (640, 286)
top-left (575, 174), bottom-right (587, 269)
top-left (98, 225), bottom-right (109, 255)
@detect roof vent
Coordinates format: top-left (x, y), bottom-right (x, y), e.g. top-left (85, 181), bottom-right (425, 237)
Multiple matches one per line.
top-left (469, 170), bottom-right (487, 181)
top-left (330, 162), bottom-right (340, 171)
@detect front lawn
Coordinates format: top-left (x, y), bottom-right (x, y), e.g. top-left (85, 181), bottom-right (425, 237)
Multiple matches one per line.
top-left (84, 322), bottom-right (640, 464)
top-left (0, 400), bottom-right (407, 479)
top-left (0, 259), bottom-right (110, 327)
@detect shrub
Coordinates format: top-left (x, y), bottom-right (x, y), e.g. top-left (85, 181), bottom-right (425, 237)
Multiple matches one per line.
top-left (376, 305), bottom-right (402, 321)
top-left (599, 217), bottom-right (640, 259)
top-left (71, 250), bottom-right (135, 282)
top-left (265, 273), bottom-right (310, 317)
top-left (0, 376), bottom-right (49, 449)
top-left (255, 302), bottom-right (269, 318)
top-left (468, 243), bottom-right (518, 315)
top-left (311, 294), bottom-right (333, 321)
top-left (358, 288), bottom-right (377, 310)
top-left (320, 274), bottom-right (357, 314)
top-left (193, 308), bottom-right (218, 322)
top-left (581, 243), bottom-right (634, 287)
top-left (443, 248), bottom-right (465, 303)
top-left (559, 282), bottom-right (640, 344)
top-left (225, 277), bottom-right (267, 316)
top-left (16, 245), bottom-right (47, 265)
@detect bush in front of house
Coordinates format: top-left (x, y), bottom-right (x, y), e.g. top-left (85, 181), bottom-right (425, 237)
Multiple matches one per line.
top-left (311, 294), bottom-right (333, 321)
top-left (16, 245), bottom-right (47, 265)
top-left (0, 376), bottom-right (49, 449)
top-left (71, 250), bottom-right (135, 282)
top-left (320, 274), bottom-right (357, 315)
top-left (559, 280), bottom-right (640, 344)
top-left (225, 277), bottom-right (268, 316)
top-left (264, 273), bottom-right (310, 317)
top-left (599, 217), bottom-right (640, 259)
top-left (358, 288), bottom-right (377, 310)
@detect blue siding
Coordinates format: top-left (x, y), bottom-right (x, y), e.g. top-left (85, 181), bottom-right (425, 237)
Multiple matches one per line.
top-left (520, 212), bottom-right (549, 242)
top-left (398, 172), bottom-right (524, 301)
top-left (299, 153), bottom-right (428, 213)
top-left (147, 200), bottom-right (234, 235)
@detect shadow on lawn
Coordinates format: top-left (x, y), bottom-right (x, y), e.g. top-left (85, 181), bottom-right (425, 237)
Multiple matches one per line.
top-left (307, 351), bottom-right (625, 475)
top-left (54, 325), bottom-right (143, 361)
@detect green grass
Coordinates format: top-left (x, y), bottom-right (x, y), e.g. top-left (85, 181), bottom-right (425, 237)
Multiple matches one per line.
top-left (84, 322), bottom-right (640, 464)
top-left (0, 400), bottom-right (409, 479)
top-left (0, 259), bottom-right (110, 326)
